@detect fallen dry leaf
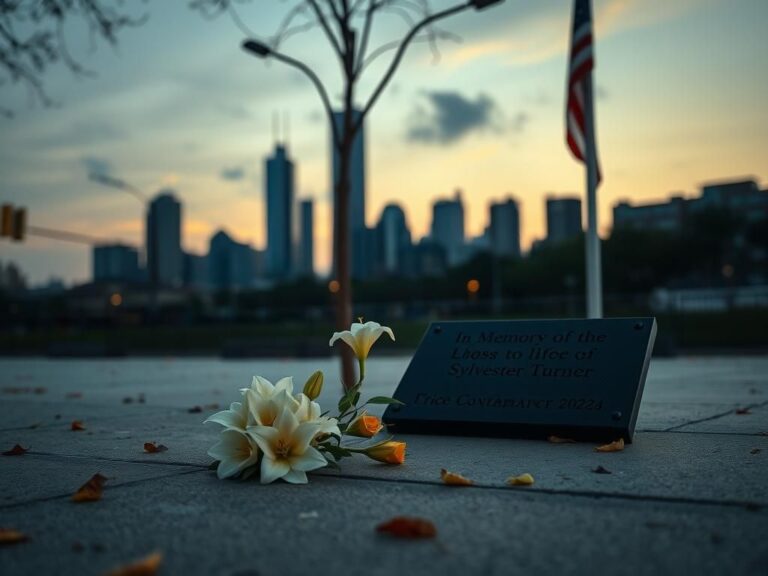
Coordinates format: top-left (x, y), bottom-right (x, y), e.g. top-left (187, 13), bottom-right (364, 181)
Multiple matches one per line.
top-left (751, 448), bottom-right (761, 455)
top-left (72, 473), bottom-right (107, 503)
top-left (2, 444), bottom-right (29, 456)
top-left (71, 420), bottom-right (86, 431)
top-left (0, 528), bottom-right (29, 546)
top-left (592, 465), bottom-right (612, 474)
top-left (548, 435), bottom-right (577, 444)
top-left (440, 468), bottom-right (473, 486)
top-left (122, 397), bottom-right (134, 404)
top-left (595, 438), bottom-right (625, 452)
top-left (506, 473), bottom-right (535, 486)
top-left (143, 442), bottom-right (168, 454)
top-left (104, 551), bottom-right (163, 576)
top-left (376, 517), bottom-right (437, 539)
top-left (735, 407), bottom-right (751, 415)
top-left (204, 403), bottom-right (220, 410)
top-left (187, 406), bottom-right (203, 414)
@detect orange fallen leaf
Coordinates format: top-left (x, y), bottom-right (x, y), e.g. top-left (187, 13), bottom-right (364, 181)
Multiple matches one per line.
top-left (71, 420), bottom-right (86, 431)
top-left (440, 468), bottom-right (473, 486)
top-left (548, 435), bottom-right (576, 444)
top-left (595, 438), bottom-right (625, 452)
top-left (2, 444), bottom-right (29, 456)
top-left (506, 473), bottom-right (535, 486)
top-left (143, 442), bottom-right (168, 454)
top-left (72, 473), bottom-right (107, 503)
top-left (376, 516), bottom-right (436, 539)
top-left (0, 528), bottom-right (29, 546)
top-left (104, 551), bottom-right (163, 576)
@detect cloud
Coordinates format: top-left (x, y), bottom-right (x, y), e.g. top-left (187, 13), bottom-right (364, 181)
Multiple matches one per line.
top-left (407, 91), bottom-right (502, 145)
top-left (220, 166), bottom-right (246, 181)
top-left (81, 156), bottom-right (113, 177)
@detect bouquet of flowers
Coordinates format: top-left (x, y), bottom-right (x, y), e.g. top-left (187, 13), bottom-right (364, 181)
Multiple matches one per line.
top-left (204, 321), bottom-right (405, 484)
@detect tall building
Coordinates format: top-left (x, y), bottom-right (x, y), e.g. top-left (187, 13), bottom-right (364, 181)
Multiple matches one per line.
top-left (489, 197), bottom-right (521, 257)
top-left (332, 109), bottom-right (366, 278)
top-left (613, 196), bottom-right (687, 232)
top-left (431, 190), bottom-right (465, 266)
top-left (146, 191), bottom-right (183, 287)
top-left (183, 252), bottom-right (209, 289)
top-left (376, 203), bottom-right (411, 275)
top-left (297, 199), bottom-right (314, 277)
top-left (265, 144), bottom-right (294, 279)
top-left (546, 196), bottom-right (582, 244)
top-left (208, 230), bottom-right (260, 291)
top-left (93, 244), bottom-right (140, 282)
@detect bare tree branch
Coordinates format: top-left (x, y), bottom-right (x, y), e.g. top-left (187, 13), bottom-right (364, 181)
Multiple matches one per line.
top-left (0, 0), bottom-right (149, 114)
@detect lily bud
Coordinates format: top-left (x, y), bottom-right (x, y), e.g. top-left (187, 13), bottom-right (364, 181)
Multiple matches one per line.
top-left (346, 411), bottom-right (383, 438)
top-left (364, 441), bottom-right (406, 465)
top-left (302, 370), bottom-right (324, 400)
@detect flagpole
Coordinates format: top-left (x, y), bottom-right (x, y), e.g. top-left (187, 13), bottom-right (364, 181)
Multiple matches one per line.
top-left (584, 74), bottom-right (603, 318)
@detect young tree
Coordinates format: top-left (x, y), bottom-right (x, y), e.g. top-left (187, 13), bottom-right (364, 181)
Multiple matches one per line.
top-left (192, 0), bottom-right (504, 387)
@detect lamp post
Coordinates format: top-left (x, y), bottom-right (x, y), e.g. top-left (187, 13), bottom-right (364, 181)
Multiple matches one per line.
top-left (241, 0), bottom-right (505, 387)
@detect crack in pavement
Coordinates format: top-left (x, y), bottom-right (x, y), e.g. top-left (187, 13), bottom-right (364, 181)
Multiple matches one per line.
top-left (664, 400), bottom-right (768, 432)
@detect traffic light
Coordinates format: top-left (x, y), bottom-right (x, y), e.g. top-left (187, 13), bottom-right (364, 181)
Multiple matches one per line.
top-left (1, 204), bottom-right (12, 237)
top-left (12, 208), bottom-right (26, 241)
top-left (0, 204), bottom-right (26, 241)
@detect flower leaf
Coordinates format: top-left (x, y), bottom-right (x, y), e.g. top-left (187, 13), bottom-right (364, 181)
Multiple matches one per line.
top-left (366, 396), bottom-right (404, 405)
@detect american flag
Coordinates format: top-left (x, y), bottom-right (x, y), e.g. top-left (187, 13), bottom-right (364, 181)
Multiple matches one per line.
top-left (566, 0), bottom-right (601, 183)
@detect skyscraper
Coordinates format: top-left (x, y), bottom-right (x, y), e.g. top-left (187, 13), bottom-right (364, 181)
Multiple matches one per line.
top-left (431, 190), bottom-right (465, 266)
top-left (265, 144), bottom-right (294, 279)
top-left (376, 203), bottom-right (411, 275)
top-left (208, 230), bottom-right (259, 291)
top-left (546, 196), bottom-right (582, 244)
top-left (489, 197), bottom-right (521, 257)
top-left (146, 191), bottom-right (183, 287)
top-left (332, 109), bottom-right (366, 278)
top-left (297, 199), bottom-right (314, 277)
top-left (93, 244), bottom-right (140, 282)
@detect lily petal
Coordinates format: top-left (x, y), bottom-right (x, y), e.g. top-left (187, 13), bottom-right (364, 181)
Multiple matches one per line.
top-left (260, 456), bottom-right (290, 484)
top-left (290, 446), bottom-right (328, 472)
top-left (282, 469), bottom-right (308, 484)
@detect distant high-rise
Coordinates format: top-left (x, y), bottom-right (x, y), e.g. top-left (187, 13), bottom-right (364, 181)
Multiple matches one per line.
top-left (146, 191), bottom-right (183, 287)
top-left (431, 190), bottom-right (465, 266)
top-left (332, 109), bottom-right (366, 278)
top-left (208, 230), bottom-right (259, 291)
top-left (93, 244), bottom-right (140, 282)
top-left (297, 199), bottom-right (314, 277)
top-left (489, 197), bottom-right (521, 257)
top-left (546, 196), bottom-right (582, 243)
top-left (265, 144), bottom-right (294, 279)
top-left (376, 203), bottom-right (411, 275)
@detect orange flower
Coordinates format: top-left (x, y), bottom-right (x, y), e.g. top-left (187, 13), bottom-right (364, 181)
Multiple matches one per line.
top-left (364, 441), bottom-right (406, 465)
top-left (346, 412), bottom-right (383, 438)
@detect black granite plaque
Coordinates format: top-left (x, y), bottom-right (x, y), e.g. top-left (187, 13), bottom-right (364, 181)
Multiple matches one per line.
top-left (383, 318), bottom-right (657, 442)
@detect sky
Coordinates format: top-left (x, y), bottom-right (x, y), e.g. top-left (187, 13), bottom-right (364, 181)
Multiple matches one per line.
top-left (1, 0), bottom-right (767, 285)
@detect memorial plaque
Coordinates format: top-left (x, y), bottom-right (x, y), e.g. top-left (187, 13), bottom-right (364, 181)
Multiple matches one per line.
top-left (383, 318), bottom-right (657, 442)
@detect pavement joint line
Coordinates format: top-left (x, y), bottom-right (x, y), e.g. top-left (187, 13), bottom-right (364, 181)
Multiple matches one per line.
top-left (637, 429), bottom-right (767, 437)
top-left (22, 450), bottom-right (210, 469)
top-left (664, 399), bottom-right (768, 432)
top-left (0, 467), bottom-right (207, 511)
top-left (316, 472), bottom-right (767, 512)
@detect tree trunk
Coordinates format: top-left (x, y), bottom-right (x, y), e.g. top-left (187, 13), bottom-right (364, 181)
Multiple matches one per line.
top-left (334, 128), bottom-right (356, 390)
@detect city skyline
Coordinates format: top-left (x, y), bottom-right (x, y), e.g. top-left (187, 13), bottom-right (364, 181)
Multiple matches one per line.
top-left (1, 0), bottom-right (767, 284)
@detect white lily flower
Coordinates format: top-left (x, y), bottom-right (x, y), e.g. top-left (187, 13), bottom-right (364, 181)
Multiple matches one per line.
top-left (240, 375), bottom-right (295, 398)
top-left (329, 321), bottom-right (395, 363)
top-left (248, 406), bottom-right (328, 484)
top-left (204, 397), bottom-right (250, 432)
top-left (294, 393), bottom-right (341, 438)
top-left (247, 387), bottom-right (298, 427)
top-left (207, 429), bottom-right (260, 479)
